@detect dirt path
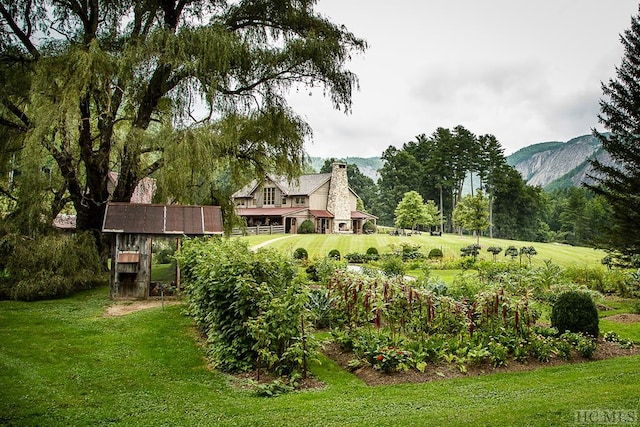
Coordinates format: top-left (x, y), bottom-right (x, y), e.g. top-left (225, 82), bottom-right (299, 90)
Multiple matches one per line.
top-left (104, 300), bottom-right (181, 317)
top-left (250, 234), bottom-right (295, 251)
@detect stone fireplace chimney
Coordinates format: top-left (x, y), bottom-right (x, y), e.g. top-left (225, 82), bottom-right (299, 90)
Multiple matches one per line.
top-left (327, 162), bottom-right (351, 233)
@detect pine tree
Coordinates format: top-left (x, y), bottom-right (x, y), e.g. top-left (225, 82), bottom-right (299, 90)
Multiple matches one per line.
top-left (588, 6), bottom-right (640, 258)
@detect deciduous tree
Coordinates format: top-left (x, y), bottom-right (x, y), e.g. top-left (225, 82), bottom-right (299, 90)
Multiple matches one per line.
top-left (394, 190), bottom-right (438, 232)
top-left (452, 190), bottom-right (490, 244)
top-left (0, 0), bottom-right (366, 252)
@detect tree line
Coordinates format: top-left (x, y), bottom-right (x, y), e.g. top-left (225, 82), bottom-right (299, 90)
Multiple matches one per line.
top-left (328, 126), bottom-right (613, 247)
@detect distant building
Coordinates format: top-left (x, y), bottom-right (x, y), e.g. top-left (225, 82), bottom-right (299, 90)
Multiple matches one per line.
top-left (232, 162), bottom-right (376, 234)
top-left (53, 173), bottom-right (156, 230)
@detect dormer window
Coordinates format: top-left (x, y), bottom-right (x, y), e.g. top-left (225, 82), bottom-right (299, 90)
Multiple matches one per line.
top-left (294, 196), bottom-right (306, 206)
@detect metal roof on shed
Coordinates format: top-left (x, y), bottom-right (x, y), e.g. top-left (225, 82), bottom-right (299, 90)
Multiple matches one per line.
top-left (102, 203), bottom-right (223, 235)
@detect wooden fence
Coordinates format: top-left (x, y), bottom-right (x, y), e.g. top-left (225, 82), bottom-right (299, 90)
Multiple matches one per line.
top-left (231, 225), bottom-right (286, 236)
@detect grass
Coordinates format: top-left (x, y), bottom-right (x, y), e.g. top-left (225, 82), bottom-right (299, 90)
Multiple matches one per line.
top-left (2, 286), bottom-right (640, 426)
top-left (240, 233), bottom-right (606, 269)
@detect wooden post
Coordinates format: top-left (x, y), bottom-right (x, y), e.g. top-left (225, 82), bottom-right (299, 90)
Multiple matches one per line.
top-left (176, 237), bottom-right (181, 291)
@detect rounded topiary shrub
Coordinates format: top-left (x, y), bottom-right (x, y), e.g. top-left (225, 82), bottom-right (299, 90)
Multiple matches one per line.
top-left (362, 220), bottom-right (376, 234)
top-left (366, 247), bottom-right (379, 256)
top-left (293, 247), bottom-right (308, 260)
top-left (428, 248), bottom-right (443, 260)
top-left (328, 249), bottom-right (341, 260)
top-left (297, 219), bottom-right (315, 234)
top-left (551, 291), bottom-right (599, 338)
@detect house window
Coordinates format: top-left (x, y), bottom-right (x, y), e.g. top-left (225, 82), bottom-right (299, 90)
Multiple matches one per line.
top-left (282, 196), bottom-right (287, 206)
top-left (294, 196), bottom-right (306, 206)
top-left (264, 187), bottom-right (275, 205)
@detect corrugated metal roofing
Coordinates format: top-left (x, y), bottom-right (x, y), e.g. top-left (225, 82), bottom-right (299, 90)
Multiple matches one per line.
top-left (102, 203), bottom-right (223, 235)
top-left (309, 210), bottom-right (334, 218)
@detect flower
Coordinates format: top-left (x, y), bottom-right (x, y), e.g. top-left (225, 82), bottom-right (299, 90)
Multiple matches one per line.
top-left (376, 354), bottom-right (384, 361)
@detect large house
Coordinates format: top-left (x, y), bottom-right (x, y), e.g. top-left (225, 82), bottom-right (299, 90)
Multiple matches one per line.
top-left (232, 162), bottom-right (377, 234)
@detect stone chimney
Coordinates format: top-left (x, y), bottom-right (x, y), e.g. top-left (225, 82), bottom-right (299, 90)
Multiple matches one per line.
top-left (327, 162), bottom-right (351, 233)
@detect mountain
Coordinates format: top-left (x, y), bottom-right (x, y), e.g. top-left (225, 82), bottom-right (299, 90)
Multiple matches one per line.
top-left (506, 134), bottom-right (611, 189)
top-left (308, 134), bottom-right (613, 189)
top-left (308, 156), bottom-right (384, 181)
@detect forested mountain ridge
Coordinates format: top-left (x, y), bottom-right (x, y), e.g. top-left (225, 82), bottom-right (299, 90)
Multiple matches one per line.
top-left (309, 156), bottom-right (383, 181)
top-left (310, 134), bottom-right (613, 189)
top-left (506, 134), bottom-right (610, 189)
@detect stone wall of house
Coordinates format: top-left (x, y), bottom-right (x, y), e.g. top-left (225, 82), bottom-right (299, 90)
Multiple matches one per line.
top-left (327, 163), bottom-right (351, 232)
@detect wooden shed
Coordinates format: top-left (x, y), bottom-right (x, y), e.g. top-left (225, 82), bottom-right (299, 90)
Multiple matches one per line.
top-left (102, 203), bottom-right (224, 299)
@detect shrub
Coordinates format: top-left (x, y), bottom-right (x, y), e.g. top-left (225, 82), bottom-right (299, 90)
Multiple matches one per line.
top-left (381, 255), bottom-right (406, 277)
top-left (428, 248), bottom-right (443, 260)
top-left (344, 252), bottom-right (366, 263)
top-left (460, 244), bottom-right (481, 259)
top-left (550, 291), bottom-right (599, 338)
top-left (177, 238), bottom-right (316, 376)
top-left (366, 249), bottom-right (380, 261)
top-left (363, 220), bottom-right (376, 234)
top-left (297, 219), bottom-right (315, 234)
top-left (293, 247), bottom-right (308, 260)
top-left (155, 247), bottom-right (175, 264)
top-left (328, 249), bottom-right (341, 260)
top-left (504, 245), bottom-right (519, 260)
top-left (0, 232), bottom-right (106, 301)
top-left (486, 246), bottom-right (502, 261)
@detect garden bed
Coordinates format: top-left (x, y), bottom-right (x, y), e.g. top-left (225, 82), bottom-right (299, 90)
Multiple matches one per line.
top-left (322, 340), bottom-right (640, 386)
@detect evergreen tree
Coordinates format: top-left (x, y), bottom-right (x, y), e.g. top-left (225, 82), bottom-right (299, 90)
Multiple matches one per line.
top-left (588, 6), bottom-right (640, 257)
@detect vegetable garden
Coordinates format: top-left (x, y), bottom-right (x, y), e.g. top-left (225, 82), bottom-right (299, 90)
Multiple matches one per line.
top-left (177, 236), bottom-right (640, 393)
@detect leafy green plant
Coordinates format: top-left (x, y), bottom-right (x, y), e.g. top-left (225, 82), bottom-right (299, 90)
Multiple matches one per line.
top-left (252, 379), bottom-right (295, 397)
top-left (486, 246), bottom-right (502, 261)
top-left (381, 255), bottom-right (406, 277)
top-left (307, 288), bottom-right (335, 329)
top-left (504, 245), bottom-right (519, 260)
top-left (298, 219), bottom-right (315, 234)
top-left (371, 346), bottom-right (411, 372)
top-left (551, 290), bottom-right (599, 338)
top-left (344, 252), bottom-right (366, 263)
top-left (293, 247), bottom-right (308, 260)
top-left (0, 232), bottom-right (105, 301)
top-left (366, 247), bottom-right (380, 261)
top-left (177, 238), bottom-right (316, 377)
top-left (328, 249), bottom-right (341, 260)
top-left (428, 248), bottom-right (444, 260)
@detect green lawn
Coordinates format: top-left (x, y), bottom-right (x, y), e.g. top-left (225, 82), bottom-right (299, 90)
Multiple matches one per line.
top-left (1, 286), bottom-right (640, 426)
top-left (240, 233), bottom-right (606, 268)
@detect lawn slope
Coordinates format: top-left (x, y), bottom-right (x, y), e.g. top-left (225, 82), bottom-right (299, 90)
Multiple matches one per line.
top-left (1, 287), bottom-right (639, 426)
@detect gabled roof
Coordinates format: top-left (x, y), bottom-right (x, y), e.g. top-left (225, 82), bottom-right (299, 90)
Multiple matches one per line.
top-left (351, 210), bottom-right (378, 220)
top-left (233, 173), bottom-right (332, 198)
top-left (102, 203), bottom-right (223, 235)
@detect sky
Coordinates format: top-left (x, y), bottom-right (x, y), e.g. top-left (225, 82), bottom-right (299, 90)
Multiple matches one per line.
top-left (287, 0), bottom-right (640, 159)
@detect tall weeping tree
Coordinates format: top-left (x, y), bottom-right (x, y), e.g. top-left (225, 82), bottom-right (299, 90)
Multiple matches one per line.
top-left (587, 5), bottom-right (640, 259)
top-left (0, 0), bottom-right (366, 252)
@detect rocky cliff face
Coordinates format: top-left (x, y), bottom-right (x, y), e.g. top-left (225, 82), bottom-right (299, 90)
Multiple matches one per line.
top-left (507, 134), bottom-right (607, 188)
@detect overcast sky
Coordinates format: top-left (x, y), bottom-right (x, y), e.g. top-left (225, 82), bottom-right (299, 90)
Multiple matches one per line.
top-left (287, 0), bottom-right (640, 159)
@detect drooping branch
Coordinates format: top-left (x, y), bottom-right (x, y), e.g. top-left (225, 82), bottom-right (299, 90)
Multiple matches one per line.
top-left (0, 2), bottom-right (40, 59)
